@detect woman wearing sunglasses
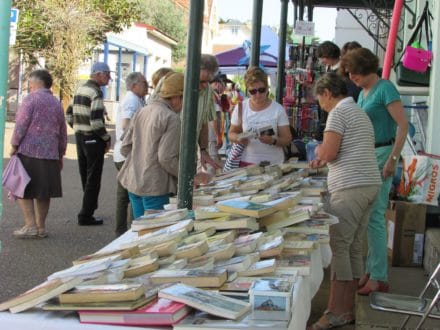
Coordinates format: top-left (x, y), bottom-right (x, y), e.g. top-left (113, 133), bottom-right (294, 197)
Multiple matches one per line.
top-left (228, 66), bottom-right (291, 166)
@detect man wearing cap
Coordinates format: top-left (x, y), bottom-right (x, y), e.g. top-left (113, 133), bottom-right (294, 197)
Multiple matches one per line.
top-left (66, 61), bottom-right (111, 226)
top-left (117, 72), bottom-right (184, 218)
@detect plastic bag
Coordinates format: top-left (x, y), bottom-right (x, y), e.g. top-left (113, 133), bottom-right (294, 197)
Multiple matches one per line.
top-left (398, 154), bottom-right (440, 205)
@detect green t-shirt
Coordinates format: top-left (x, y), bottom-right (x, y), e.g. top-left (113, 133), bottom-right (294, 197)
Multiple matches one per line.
top-left (357, 79), bottom-right (401, 144)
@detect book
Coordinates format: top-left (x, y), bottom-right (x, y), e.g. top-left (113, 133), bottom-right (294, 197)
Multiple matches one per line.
top-left (250, 279), bottom-right (294, 321)
top-left (124, 256), bottom-right (159, 278)
top-left (284, 231), bottom-right (330, 244)
top-left (233, 232), bottom-right (264, 255)
top-left (175, 240), bottom-right (209, 259)
top-left (262, 208), bottom-right (310, 231)
top-left (207, 230), bottom-right (236, 244)
top-left (72, 246), bottom-right (140, 265)
top-left (182, 227), bottom-right (217, 245)
top-left (174, 311), bottom-right (289, 330)
top-left (194, 217), bottom-right (259, 232)
top-left (0, 278), bottom-right (64, 311)
top-left (284, 219), bottom-right (329, 235)
top-left (58, 283), bottom-right (145, 304)
top-left (42, 295), bottom-right (152, 311)
top-left (47, 256), bottom-right (115, 281)
top-left (131, 209), bottom-right (189, 231)
top-left (282, 240), bottom-right (316, 255)
top-left (194, 207), bottom-right (232, 220)
top-left (275, 254), bottom-right (312, 276)
top-left (141, 240), bottom-right (177, 257)
top-left (158, 283), bottom-right (251, 320)
top-left (184, 256), bottom-right (215, 270)
top-left (205, 243), bottom-right (236, 261)
top-left (214, 255), bottom-right (252, 272)
top-left (151, 269), bottom-right (227, 288)
top-left (218, 278), bottom-right (254, 297)
top-left (238, 259), bottom-right (276, 277)
top-left (8, 277), bottom-right (83, 313)
top-left (258, 235), bottom-right (284, 259)
top-left (193, 194), bottom-right (215, 206)
top-left (78, 298), bottom-right (191, 326)
top-left (217, 200), bottom-right (277, 218)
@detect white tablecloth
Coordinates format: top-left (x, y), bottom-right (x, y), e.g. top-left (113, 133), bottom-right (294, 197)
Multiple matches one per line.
top-left (0, 230), bottom-right (331, 330)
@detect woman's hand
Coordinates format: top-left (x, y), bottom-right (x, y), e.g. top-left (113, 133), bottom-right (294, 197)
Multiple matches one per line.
top-left (258, 135), bottom-right (275, 145)
top-left (310, 159), bottom-right (327, 169)
top-left (382, 157), bottom-right (396, 179)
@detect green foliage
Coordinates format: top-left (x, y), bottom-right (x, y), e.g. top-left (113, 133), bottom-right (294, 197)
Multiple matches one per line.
top-left (12, 0), bottom-right (141, 98)
top-left (137, 0), bottom-right (187, 62)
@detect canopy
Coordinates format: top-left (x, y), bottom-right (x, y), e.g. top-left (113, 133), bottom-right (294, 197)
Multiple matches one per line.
top-left (215, 45), bottom-right (278, 68)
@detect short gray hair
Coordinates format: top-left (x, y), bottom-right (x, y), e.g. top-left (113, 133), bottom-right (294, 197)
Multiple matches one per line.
top-left (126, 72), bottom-right (146, 90)
top-left (200, 54), bottom-right (219, 75)
top-left (314, 72), bottom-right (347, 98)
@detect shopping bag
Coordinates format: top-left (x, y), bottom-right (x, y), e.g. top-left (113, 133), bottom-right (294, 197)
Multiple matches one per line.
top-left (398, 154), bottom-right (440, 206)
top-left (2, 155), bottom-right (31, 199)
top-left (402, 45), bottom-right (432, 73)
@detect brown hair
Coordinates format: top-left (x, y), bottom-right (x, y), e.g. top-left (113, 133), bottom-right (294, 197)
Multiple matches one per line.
top-left (151, 67), bottom-right (173, 88)
top-left (340, 48), bottom-right (379, 76)
top-left (341, 41), bottom-right (362, 57)
top-left (244, 66), bottom-right (268, 89)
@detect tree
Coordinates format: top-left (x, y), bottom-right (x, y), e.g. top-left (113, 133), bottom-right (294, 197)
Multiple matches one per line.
top-left (12, 0), bottom-right (141, 99)
top-left (137, 0), bottom-right (187, 62)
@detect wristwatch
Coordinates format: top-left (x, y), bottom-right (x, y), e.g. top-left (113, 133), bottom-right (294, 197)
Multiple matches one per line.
top-left (391, 155), bottom-right (398, 161)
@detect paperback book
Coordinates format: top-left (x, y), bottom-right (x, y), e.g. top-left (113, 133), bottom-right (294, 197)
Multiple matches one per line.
top-left (151, 269), bottom-right (227, 288)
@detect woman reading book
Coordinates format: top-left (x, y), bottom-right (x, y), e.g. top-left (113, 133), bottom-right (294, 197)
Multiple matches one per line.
top-left (308, 73), bottom-right (381, 329)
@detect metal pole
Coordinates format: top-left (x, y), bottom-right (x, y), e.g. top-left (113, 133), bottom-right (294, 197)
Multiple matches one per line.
top-left (177, 0), bottom-right (204, 209)
top-left (276, 0), bottom-right (289, 104)
top-left (102, 41), bottom-right (109, 98)
top-left (132, 52), bottom-right (137, 72)
top-left (250, 0), bottom-right (264, 67)
top-left (143, 55), bottom-right (148, 77)
top-left (0, 1), bottom-right (12, 219)
top-left (116, 47), bottom-right (122, 101)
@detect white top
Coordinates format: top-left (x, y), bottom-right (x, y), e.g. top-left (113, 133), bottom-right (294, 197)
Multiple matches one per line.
top-left (231, 99), bottom-right (289, 165)
top-left (113, 91), bottom-right (145, 163)
top-left (325, 97), bottom-right (382, 193)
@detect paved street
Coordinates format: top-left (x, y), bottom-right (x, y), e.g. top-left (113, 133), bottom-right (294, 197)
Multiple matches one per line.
top-left (0, 122), bottom-right (118, 302)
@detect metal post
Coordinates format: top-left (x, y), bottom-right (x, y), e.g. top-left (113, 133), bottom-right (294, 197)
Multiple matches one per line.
top-left (102, 41), bottom-right (109, 98)
top-left (0, 1), bottom-right (12, 219)
top-left (250, 0), bottom-right (264, 67)
top-left (177, 0), bottom-right (204, 210)
top-left (276, 0), bottom-right (289, 104)
top-left (132, 52), bottom-right (137, 72)
top-left (143, 55), bottom-right (148, 77)
top-left (116, 47), bottom-right (122, 101)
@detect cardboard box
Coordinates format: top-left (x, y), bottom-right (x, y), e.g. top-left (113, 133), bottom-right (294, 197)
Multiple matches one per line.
top-left (386, 200), bottom-right (426, 267)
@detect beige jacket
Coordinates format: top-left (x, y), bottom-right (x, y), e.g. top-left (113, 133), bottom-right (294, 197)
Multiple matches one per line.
top-left (118, 99), bottom-right (180, 196)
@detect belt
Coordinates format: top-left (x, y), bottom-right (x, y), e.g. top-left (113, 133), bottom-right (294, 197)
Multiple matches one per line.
top-left (375, 139), bottom-right (394, 148)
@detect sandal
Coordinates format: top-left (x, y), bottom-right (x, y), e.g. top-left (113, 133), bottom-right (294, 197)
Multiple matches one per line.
top-left (311, 311), bottom-right (355, 329)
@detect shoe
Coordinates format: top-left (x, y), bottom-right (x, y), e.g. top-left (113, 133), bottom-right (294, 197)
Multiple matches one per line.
top-left (78, 217), bottom-right (103, 226)
top-left (357, 280), bottom-right (389, 296)
top-left (13, 226), bottom-right (38, 238)
top-left (37, 229), bottom-right (48, 238)
top-left (358, 273), bottom-right (370, 288)
top-left (309, 311), bottom-right (355, 329)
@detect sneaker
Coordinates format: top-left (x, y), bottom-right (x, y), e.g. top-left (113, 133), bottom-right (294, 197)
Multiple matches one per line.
top-left (13, 226), bottom-right (38, 238)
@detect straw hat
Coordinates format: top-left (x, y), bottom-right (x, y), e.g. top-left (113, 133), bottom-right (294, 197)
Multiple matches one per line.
top-left (157, 72), bottom-right (184, 98)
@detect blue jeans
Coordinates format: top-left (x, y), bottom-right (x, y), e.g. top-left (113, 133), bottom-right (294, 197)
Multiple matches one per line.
top-left (366, 145), bottom-right (393, 282)
top-left (127, 193), bottom-right (170, 219)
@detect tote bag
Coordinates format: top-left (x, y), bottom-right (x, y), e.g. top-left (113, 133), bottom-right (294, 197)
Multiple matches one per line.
top-left (2, 155), bottom-right (31, 199)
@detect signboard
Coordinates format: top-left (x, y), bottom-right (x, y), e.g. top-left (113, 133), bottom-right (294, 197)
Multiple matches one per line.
top-left (10, 8), bottom-right (19, 45)
top-left (294, 20), bottom-right (315, 37)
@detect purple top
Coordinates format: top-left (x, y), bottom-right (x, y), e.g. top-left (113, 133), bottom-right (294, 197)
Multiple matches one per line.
top-left (11, 88), bottom-right (67, 160)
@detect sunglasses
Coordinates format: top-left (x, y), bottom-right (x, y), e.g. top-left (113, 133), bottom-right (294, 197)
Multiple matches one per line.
top-left (248, 87), bottom-right (267, 95)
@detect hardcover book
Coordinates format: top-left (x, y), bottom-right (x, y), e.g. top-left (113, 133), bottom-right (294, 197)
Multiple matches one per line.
top-left (158, 283), bottom-right (251, 320)
top-left (78, 298), bottom-right (191, 326)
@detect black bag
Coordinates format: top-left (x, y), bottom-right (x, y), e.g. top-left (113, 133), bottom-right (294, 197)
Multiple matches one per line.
top-left (395, 63), bottom-right (430, 86)
top-left (395, 2), bottom-right (432, 87)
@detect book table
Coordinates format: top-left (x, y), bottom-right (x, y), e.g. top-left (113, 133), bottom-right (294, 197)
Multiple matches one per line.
top-left (0, 229), bottom-right (331, 330)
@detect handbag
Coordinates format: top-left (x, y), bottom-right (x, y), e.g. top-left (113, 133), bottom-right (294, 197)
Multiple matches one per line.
top-left (395, 2), bottom-right (433, 86)
top-left (2, 155), bottom-right (31, 200)
top-left (223, 102), bottom-right (245, 172)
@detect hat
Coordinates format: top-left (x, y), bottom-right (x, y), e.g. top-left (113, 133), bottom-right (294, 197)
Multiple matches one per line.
top-left (91, 62), bottom-right (111, 74)
top-left (157, 72), bottom-right (184, 98)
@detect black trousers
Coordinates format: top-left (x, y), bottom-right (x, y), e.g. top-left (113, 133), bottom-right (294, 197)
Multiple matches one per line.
top-left (75, 133), bottom-right (106, 221)
top-left (114, 161), bottom-right (133, 236)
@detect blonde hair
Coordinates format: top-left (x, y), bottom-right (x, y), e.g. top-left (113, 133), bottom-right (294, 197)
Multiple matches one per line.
top-left (244, 66), bottom-right (268, 89)
top-left (151, 67), bottom-right (173, 88)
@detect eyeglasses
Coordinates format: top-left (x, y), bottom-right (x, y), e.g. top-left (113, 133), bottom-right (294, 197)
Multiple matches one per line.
top-left (248, 87), bottom-right (267, 95)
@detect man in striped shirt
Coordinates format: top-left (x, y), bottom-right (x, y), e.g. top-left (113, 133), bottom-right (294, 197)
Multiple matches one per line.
top-left (66, 62), bottom-right (111, 226)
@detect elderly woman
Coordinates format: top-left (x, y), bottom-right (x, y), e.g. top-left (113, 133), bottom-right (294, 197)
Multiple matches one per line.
top-left (228, 66), bottom-right (291, 166)
top-left (309, 73), bottom-right (381, 329)
top-left (118, 72), bottom-right (184, 219)
top-left (341, 48), bottom-right (408, 295)
top-left (10, 69), bottom-right (67, 238)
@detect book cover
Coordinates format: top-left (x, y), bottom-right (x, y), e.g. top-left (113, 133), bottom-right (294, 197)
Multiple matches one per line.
top-left (194, 207), bottom-right (232, 220)
top-left (205, 243), bottom-right (236, 261)
top-left (184, 256), bottom-right (215, 270)
top-left (284, 219), bottom-right (329, 235)
top-left (124, 256), bottom-right (159, 278)
top-left (42, 295), bottom-right (151, 311)
top-left (207, 230), bottom-right (236, 244)
top-left (276, 254), bottom-right (311, 276)
top-left (58, 283), bottom-right (144, 304)
top-left (258, 236), bottom-right (284, 258)
top-left (9, 277), bottom-right (83, 313)
top-left (250, 279), bottom-right (293, 296)
top-left (194, 218), bottom-right (258, 232)
top-left (238, 259), bottom-right (276, 277)
top-left (78, 298), bottom-right (191, 326)
top-left (158, 283), bottom-right (250, 320)
top-left (175, 240), bottom-right (209, 259)
top-left (217, 200), bottom-right (276, 218)
top-left (214, 255), bottom-right (252, 272)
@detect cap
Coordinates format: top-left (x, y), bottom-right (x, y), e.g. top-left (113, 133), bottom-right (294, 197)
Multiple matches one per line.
top-left (91, 62), bottom-right (111, 74)
top-left (157, 72), bottom-right (184, 98)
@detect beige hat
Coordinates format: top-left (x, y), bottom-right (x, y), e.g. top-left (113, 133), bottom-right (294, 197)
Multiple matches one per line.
top-left (157, 72), bottom-right (184, 98)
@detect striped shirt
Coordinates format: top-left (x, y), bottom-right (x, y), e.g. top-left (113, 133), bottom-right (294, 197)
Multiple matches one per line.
top-left (325, 97), bottom-right (381, 193)
top-left (66, 80), bottom-right (110, 142)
